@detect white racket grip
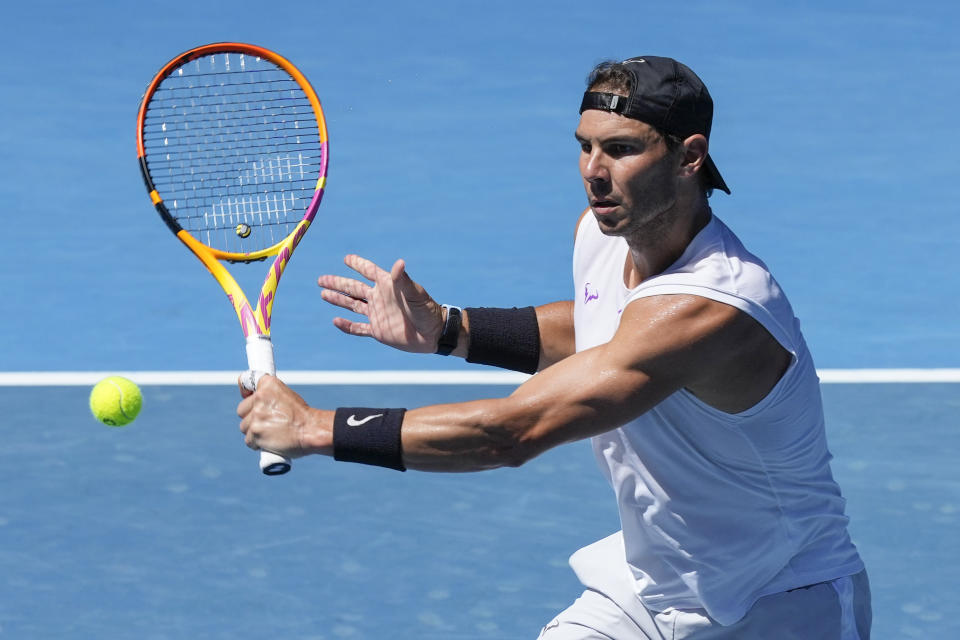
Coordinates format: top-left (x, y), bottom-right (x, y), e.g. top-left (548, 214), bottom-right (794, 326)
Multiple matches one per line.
top-left (244, 335), bottom-right (293, 476)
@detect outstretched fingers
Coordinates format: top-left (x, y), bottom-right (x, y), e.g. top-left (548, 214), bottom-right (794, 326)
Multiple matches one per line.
top-left (320, 254), bottom-right (441, 354)
top-left (317, 273), bottom-right (370, 300)
top-left (319, 286), bottom-right (368, 315)
top-left (344, 254), bottom-right (389, 283)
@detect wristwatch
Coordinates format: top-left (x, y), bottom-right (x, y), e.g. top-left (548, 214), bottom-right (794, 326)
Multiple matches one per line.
top-left (435, 305), bottom-right (463, 355)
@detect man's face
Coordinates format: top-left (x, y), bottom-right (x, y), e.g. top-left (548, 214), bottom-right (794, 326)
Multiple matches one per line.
top-left (575, 108), bottom-right (681, 238)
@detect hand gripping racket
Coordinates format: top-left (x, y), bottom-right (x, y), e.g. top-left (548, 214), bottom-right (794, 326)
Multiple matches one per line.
top-left (137, 43), bottom-right (329, 475)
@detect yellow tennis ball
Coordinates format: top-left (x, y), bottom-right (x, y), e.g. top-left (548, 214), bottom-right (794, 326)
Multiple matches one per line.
top-left (89, 376), bottom-right (142, 427)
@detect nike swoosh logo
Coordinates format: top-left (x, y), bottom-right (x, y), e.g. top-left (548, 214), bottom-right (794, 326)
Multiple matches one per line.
top-left (346, 413), bottom-right (383, 427)
top-left (539, 620), bottom-right (560, 637)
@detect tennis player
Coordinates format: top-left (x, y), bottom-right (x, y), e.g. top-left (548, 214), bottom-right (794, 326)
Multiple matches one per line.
top-left (238, 56), bottom-right (871, 639)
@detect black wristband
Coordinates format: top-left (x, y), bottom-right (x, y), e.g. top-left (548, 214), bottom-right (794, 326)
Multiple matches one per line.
top-left (333, 408), bottom-right (407, 471)
top-left (435, 305), bottom-right (462, 355)
top-left (464, 306), bottom-right (541, 374)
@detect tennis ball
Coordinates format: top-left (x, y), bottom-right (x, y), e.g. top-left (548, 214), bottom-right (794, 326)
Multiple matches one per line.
top-left (89, 376), bottom-right (142, 427)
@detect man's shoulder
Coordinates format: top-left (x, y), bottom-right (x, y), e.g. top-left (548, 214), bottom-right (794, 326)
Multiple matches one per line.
top-left (636, 216), bottom-right (784, 306)
top-left (614, 293), bottom-right (793, 413)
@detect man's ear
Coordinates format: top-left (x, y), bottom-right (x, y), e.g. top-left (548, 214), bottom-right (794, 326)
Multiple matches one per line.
top-left (679, 134), bottom-right (709, 179)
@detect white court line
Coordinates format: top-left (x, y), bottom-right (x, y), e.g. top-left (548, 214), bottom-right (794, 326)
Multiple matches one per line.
top-left (817, 369), bottom-right (960, 383)
top-left (0, 369), bottom-right (959, 386)
top-left (0, 370), bottom-right (530, 386)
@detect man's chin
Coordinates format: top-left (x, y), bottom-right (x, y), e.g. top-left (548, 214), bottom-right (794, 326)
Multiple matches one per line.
top-left (593, 211), bottom-right (626, 236)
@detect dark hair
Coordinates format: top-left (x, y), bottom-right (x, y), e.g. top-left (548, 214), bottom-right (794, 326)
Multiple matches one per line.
top-left (585, 60), bottom-right (633, 95)
top-left (585, 60), bottom-right (711, 197)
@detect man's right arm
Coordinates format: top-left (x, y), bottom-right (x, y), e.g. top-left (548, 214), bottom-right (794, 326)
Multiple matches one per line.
top-left (317, 256), bottom-right (576, 372)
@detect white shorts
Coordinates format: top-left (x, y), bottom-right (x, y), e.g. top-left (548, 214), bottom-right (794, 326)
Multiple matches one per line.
top-left (538, 535), bottom-right (871, 640)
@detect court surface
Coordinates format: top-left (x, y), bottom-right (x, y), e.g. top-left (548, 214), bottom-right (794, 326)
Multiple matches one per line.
top-left (1, 381), bottom-right (956, 639)
top-left (1, 1), bottom-right (958, 637)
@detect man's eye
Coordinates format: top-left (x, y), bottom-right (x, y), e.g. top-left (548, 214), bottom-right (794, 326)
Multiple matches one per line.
top-left (610, 144), bottom-right (635, 156)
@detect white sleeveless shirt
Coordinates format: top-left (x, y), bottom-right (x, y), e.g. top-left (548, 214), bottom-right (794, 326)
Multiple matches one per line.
top-left (572, 213), bottom-right (864, 625)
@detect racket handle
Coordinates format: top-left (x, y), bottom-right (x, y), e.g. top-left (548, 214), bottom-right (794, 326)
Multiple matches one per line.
top-left (259, 451), bottom-right (292, 476)
top-left (245, 335), bottom-right (293, 476)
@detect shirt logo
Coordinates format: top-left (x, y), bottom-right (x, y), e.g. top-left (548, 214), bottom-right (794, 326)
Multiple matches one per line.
top-left (584, 283), bottom-right (599, 304)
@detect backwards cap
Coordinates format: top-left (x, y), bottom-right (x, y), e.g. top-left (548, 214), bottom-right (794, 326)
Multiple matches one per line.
top-left (579, 56), bottom-right (729, 195)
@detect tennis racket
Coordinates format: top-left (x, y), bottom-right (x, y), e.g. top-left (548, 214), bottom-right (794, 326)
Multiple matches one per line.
top-left (136, 43), bottom-right (329, 475)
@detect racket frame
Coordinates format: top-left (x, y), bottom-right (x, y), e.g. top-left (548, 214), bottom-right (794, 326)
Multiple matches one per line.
top-left (136, 43), bottom-right (329, 474)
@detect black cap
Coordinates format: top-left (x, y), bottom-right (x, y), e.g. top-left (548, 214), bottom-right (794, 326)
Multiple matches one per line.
top-left (579, 56), bottom-right (730, 195)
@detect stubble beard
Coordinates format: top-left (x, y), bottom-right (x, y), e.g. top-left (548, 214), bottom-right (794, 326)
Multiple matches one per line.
top-left (597, 149), bottom-right (682, 249)
top-left (598, 190), bottom-right (678, 252)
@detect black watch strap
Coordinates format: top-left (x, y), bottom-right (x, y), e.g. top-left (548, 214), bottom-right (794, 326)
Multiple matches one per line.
top-left (435, 305), bottom-right (462, 355)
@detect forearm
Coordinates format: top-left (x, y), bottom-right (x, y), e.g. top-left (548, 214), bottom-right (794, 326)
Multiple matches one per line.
top-left (446, 300), bottom-right (575, 371)
top-left (346, 394), bottom-right (564, 473)
top-left (300, 398), bottom-right (538, 473)
top-left (401, 398), bottom-right (529, 472)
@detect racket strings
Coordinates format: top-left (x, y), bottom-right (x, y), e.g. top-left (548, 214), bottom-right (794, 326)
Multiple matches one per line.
top-left (142, 97), bottom-right (316, 126)
top-left (144, 147), bottom-right (325, 170)
top-left (142, 114), bottom-right (318, 135)
top-left (142, 54), bottom-right (323, 255)
top-left (142, 138), bottom-right (323, 159)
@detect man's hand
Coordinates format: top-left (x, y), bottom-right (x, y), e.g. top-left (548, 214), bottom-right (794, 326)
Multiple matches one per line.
top-left (317, 255), bottom-right (445, 353)
top-left (237, 375), bottom-right (331, 458)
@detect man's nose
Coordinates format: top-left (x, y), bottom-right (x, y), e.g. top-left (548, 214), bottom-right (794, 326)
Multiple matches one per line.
top-left (581, 150), bottom-right (609, 183)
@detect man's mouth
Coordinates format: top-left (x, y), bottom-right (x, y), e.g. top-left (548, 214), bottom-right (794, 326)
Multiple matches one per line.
top-left (591, 199), bottom-right (619, 214)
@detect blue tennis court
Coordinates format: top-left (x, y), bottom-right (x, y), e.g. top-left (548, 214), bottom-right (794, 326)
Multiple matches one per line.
top-left (2, 0), bottom-right (958, 637)
top-left (1, 381), bottom-right (956, 638)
